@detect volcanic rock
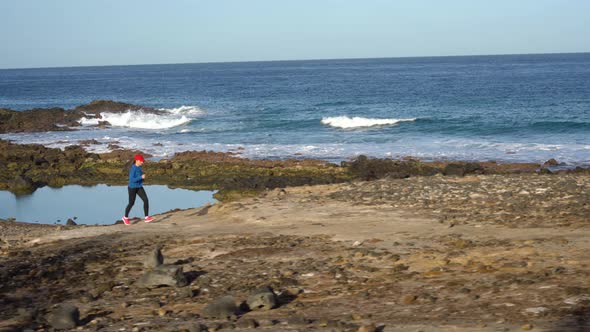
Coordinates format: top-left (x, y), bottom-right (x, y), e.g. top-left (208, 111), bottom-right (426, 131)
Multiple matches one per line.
top-left (202, 295), bottom-right (239, 319)
top-left (46, 303), bottom-right (80, 329)
top-left (246, 286), bottom-right (277, 311)
top-left (8, 175), bottom-right (38, 194)
top-left (144, 246), bottom-right (164, 269)
top-left (136, 264), bottom-right (188, 288)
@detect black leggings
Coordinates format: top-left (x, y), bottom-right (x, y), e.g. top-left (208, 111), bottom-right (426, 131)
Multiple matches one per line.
top-left (125, 187), bottom-right (149, 217)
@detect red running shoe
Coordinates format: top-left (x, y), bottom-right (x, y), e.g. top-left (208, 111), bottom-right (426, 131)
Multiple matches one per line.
top-left (122, 216), bottom-right (130, 225)
top-left (144, 216), bottom-right (154, 223)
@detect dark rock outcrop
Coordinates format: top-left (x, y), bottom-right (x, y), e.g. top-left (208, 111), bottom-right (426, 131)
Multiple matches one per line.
top-left (0, 100), bottom-right (162, 134)
top-left (0, 107), bottom-right (81, 133)
top-left (73, 99), bottom-right (160, 115)
top-left (344, 155), bottom-right (441, 180)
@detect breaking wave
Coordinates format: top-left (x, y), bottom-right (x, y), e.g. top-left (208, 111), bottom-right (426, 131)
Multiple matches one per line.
top-left (78, 106), bottom-right (204, 129)
top-left (321, 116), bottom-right (416, 129)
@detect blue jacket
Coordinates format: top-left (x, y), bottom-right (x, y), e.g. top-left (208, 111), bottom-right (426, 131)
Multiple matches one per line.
top-left (128, 164), bottom-right (144, 188)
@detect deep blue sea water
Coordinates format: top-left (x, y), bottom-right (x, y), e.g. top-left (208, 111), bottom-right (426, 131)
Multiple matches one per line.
top-left (1, 53), bottom-right (589, 165)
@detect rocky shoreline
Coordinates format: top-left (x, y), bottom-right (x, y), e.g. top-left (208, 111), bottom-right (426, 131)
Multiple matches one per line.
top-left (2, 138), bottom-right (586, 198)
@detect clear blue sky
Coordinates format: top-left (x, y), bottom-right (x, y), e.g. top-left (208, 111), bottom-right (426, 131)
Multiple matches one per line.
top-left (1, 0), bottom-right (589, 69)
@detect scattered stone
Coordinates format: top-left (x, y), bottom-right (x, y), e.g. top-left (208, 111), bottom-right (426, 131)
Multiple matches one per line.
top-left (246, 286), bottom-right (277, 311)
top-left (136, 265), bottom-right (188, 288)
top-left (46, 303), bottom-right (80, 330)
top-left (144, 246), bottom-right (164, 269)
top-left (202, 295), bottom-right (239, 319)
top-left (521, 323), bottom-right (534, 330)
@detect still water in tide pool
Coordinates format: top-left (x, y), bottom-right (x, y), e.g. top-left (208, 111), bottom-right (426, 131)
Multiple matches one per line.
top-left (0, 185), bottom-right (217, 225)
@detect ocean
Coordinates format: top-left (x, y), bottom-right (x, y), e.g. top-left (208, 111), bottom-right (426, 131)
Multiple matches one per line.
top-left (1, 53), bottom-right (589, 165)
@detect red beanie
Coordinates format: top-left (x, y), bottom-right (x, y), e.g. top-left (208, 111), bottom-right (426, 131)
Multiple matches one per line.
top-left (134, 154), bottom-right (145, 162)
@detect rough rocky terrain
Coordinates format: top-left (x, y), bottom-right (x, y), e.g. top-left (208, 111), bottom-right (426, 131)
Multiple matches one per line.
top-left (3, 137), bottom-right (586, 197)
top-left (1, 173), bottom-right (589, 331)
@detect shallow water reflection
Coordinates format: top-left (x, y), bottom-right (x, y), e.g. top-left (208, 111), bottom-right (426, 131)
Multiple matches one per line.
top-left (0, 185), bottom-right (217, 225)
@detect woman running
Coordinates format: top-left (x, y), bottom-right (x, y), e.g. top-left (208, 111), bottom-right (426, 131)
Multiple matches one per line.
top-left (122, 154), bottom-right (154, 225)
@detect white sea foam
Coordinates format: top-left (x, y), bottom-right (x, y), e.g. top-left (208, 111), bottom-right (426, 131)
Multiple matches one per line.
top-left (163, 105), bottom-right (204, 116)
top-left (321, 116), bottom-right (416, 129)
top-left (2, 131), bottom-right (590, 166)
top-left (78, 106), bottom-right (204, 129)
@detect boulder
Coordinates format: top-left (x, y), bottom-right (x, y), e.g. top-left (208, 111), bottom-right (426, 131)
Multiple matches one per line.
top-left (543, 158), bottom-right (559, 167)
top-left (136, 264), bottom-right (188, 288)
top-left (8, 175), bottom-right (37, 194)
top-left (46, 303), bottom-right (79, 330)
top-left (202, 295), bottom-right (239, 319)
top-left (246, 286), bottom-right (277, 311)
top-left (144, 246), bottom-right (164, 269)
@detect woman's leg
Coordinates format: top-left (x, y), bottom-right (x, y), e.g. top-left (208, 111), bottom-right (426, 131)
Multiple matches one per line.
top-left (137, 187), bottom-right (150, 217)
top-left (125, 187), bottom-right (138, 217)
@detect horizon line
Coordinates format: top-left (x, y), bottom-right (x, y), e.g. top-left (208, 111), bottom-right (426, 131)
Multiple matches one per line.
top-left (2, 51), bottom-right (589, 71)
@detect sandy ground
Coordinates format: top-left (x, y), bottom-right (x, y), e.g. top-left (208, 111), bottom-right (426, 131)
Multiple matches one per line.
top-left (1, 174), bottom-right (589, 331)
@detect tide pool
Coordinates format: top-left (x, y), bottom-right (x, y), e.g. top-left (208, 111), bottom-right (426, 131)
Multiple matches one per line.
top-left (0, 185), bottom-right (217, 225)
